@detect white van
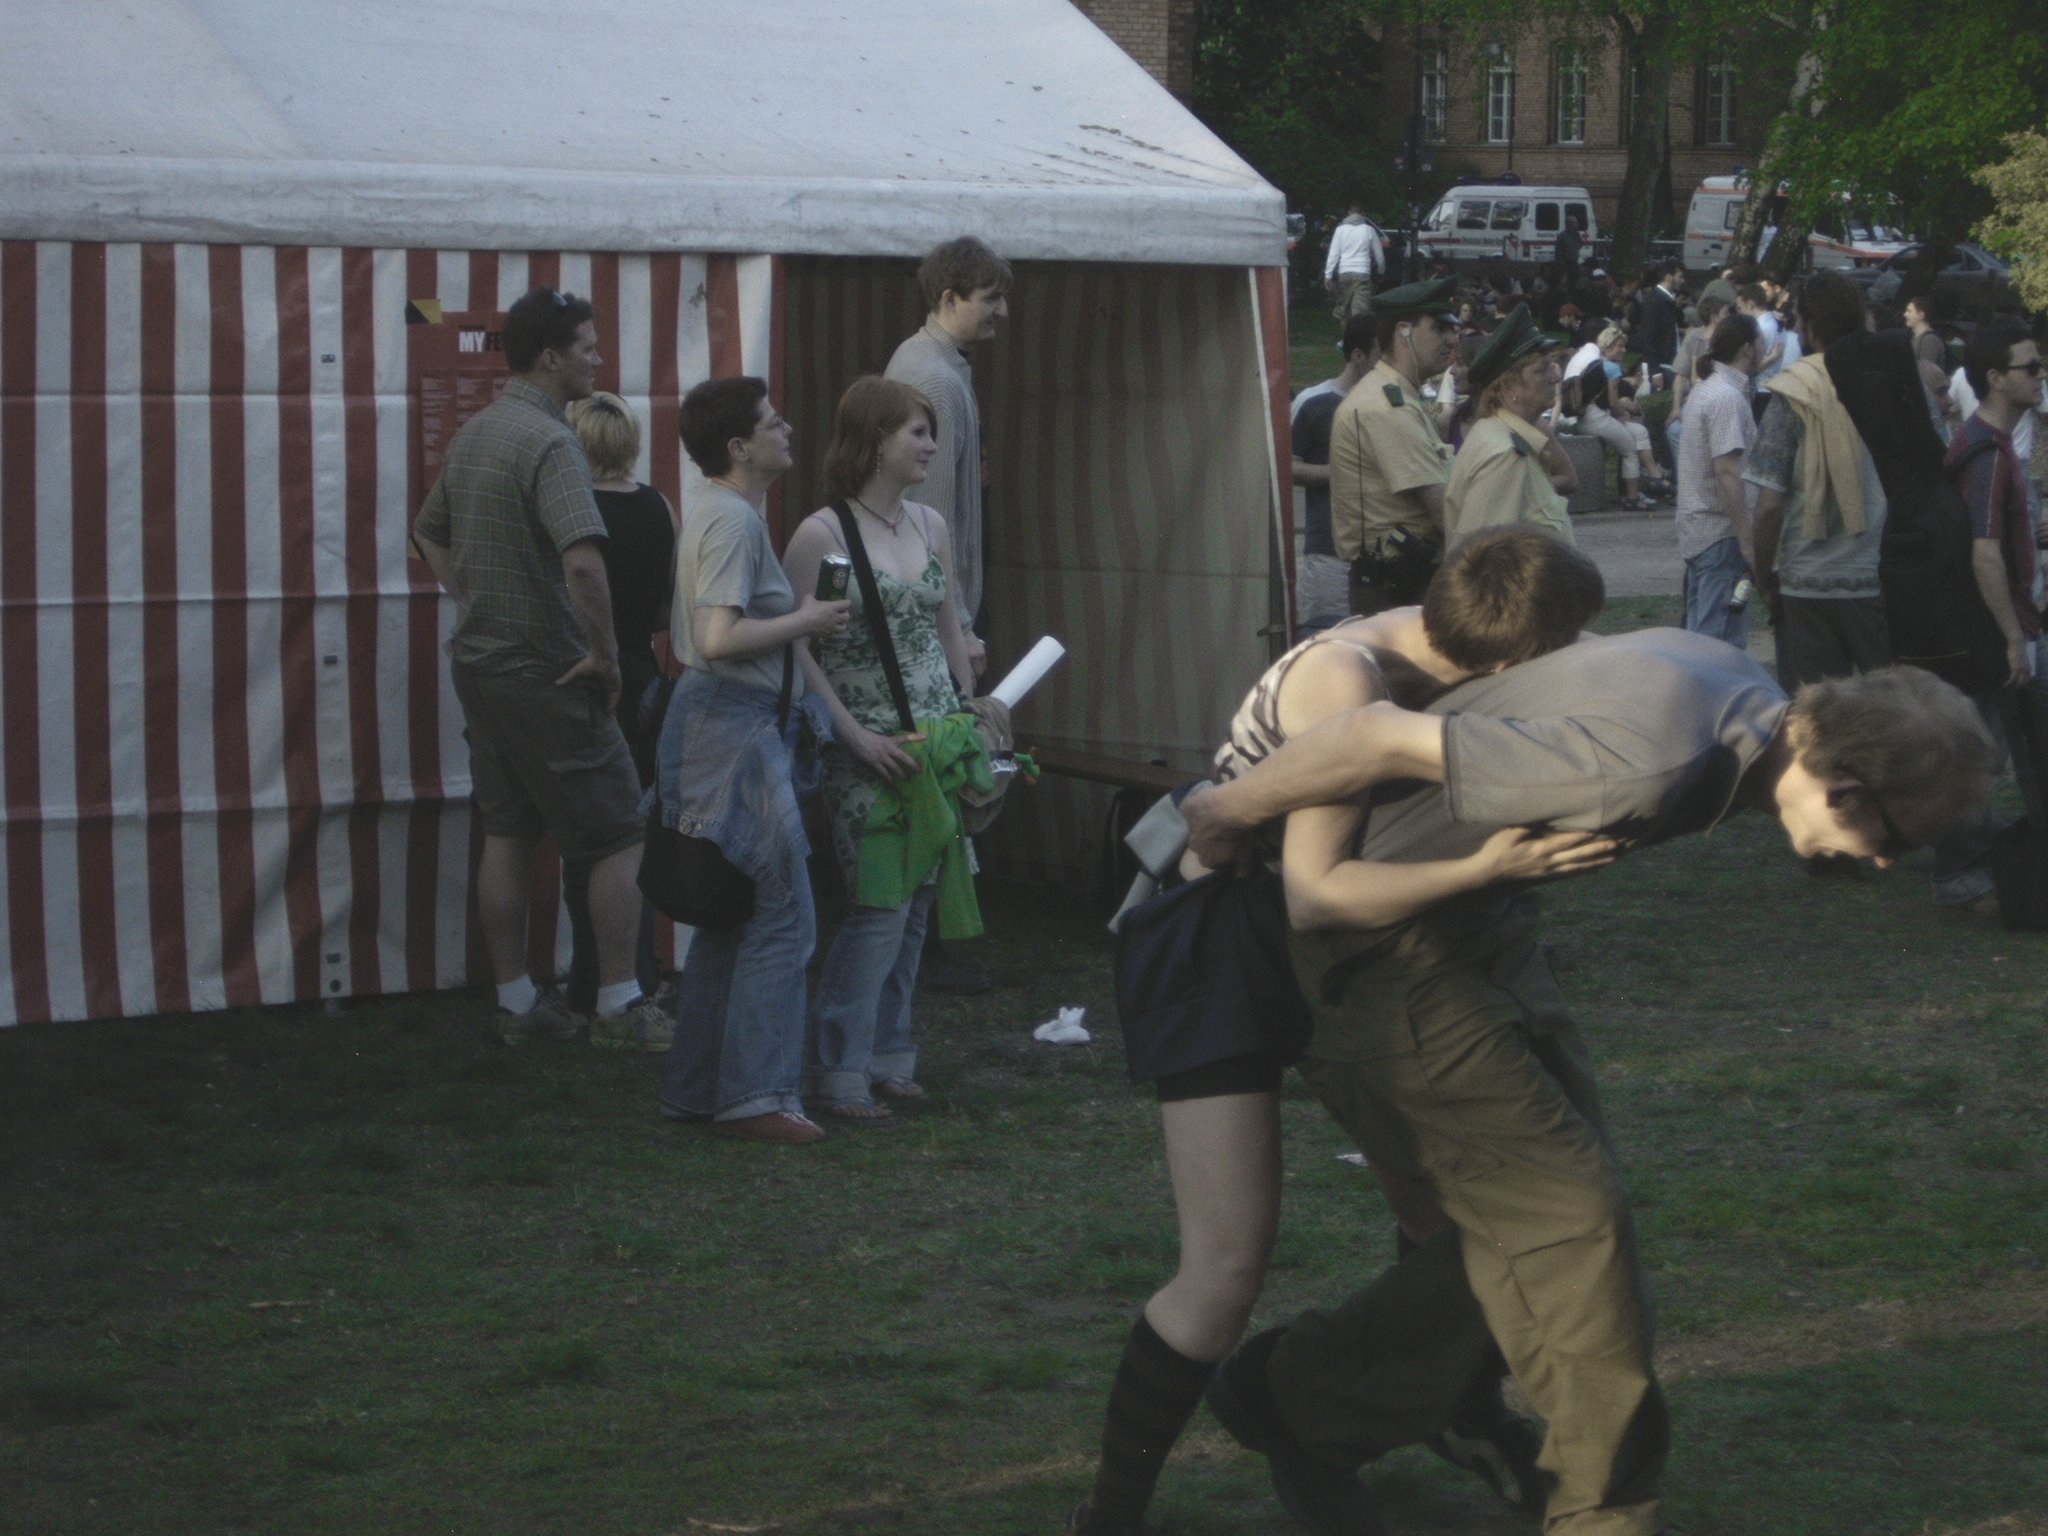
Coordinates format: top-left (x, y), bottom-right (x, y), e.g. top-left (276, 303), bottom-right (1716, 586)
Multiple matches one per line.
top-left (1683, 175), bottom-right (1909, 276)
top-left (1418, 184), bottom-right (1598, 270)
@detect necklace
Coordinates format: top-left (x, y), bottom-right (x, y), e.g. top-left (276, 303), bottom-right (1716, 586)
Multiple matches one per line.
top-left (851, 494), bottom-right (905, 535)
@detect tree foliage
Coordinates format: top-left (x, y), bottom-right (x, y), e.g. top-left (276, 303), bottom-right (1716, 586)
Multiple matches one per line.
top-left (1740, 0), bottom-right (2048, 273)
top-left (1977, 129), bottom-right (2048, 314)
top-left (1190, 0), bottom-right (1403, 223)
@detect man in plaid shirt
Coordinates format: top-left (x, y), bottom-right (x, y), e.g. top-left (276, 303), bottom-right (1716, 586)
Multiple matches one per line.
top-left (414, 287), bottom-right (672, 1051)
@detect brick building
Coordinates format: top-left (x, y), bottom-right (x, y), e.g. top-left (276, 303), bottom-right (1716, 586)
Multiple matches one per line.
top-left (1378, 20), bottom-right (1771, 227)
top-left (1071, 0), bottom-right (1196, 98)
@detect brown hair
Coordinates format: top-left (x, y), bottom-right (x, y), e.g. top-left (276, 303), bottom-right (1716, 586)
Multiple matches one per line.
top-left (1422, 527), bottom-right (1606, 671)
top-left (823, 376), bottom-right (938, 502)
top-left (917, 236), bottom-right (1013, 312)
top-left (679, 375), bottom-right (767, 476)
top-left (568, 391), bottom-right (641, 482)
top-left (1784, 667), bottom-right (1997, 820)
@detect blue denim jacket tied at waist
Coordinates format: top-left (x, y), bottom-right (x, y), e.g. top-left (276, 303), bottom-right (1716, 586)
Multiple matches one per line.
top-left (651, 669), bottom-right (832, 899)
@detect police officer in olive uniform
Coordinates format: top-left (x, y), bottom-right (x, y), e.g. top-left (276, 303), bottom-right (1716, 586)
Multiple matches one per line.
top-left (1443, 305), bottom-right (1578, 545)
top-left (1328, 278), bottom-right (1461, 616)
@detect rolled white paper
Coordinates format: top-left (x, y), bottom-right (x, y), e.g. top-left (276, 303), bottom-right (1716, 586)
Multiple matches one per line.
top-left (988, 636), bottom-right (1066, 712)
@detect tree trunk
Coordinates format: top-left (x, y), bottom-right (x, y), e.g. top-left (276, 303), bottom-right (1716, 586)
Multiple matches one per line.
top-left (1609, 10), bottom-right (1672, 281)
top-left (1731, 158), bottom-right (1777, 269)
top-left (1733, 5), bottom-right (1818, 270)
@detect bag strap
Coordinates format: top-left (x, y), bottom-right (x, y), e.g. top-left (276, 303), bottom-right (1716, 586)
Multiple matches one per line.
top-left (831, 500), bottom-right (916, 734)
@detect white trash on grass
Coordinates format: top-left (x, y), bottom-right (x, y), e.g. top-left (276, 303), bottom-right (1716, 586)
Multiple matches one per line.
top-left (1033, 1006), bottom-right (1091, 1045)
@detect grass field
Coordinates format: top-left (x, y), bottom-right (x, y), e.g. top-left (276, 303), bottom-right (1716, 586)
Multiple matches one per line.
top-left (6, 602), bottom-right (2048, 1534)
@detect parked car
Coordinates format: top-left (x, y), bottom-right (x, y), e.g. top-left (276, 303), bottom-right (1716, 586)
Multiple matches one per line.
top-left (1843, 242), bottom-right (2023, 321)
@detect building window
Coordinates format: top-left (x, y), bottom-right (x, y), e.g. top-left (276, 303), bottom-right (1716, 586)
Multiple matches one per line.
top-left (1553, 45), bottom-right (1587, 144)
top-left (1417, 43), bottom-right (1448, 144)
top-left (1700, 49), bottom-right (1737, 146)
top-left (1485, 46), bottom-right (1517, 145)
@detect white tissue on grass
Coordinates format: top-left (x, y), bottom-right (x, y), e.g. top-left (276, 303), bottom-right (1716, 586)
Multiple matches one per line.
top-left (1033, 1006), bottom-right (1090, 1044)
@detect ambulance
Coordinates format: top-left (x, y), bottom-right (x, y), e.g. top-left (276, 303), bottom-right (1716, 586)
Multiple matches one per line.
top-left (1416, 182), bottom-right (1599, 270)
top-left (1683, 175), bottom-right (1908, 276)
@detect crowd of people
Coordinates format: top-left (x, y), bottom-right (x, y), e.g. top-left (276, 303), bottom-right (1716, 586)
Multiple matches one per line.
top-left (414, 238), bottom-right (1014, 1146)
top-left (1061, 224), bottom-right (2037, 1536)
top-left (410, 216), bottom-right (2037, 1535)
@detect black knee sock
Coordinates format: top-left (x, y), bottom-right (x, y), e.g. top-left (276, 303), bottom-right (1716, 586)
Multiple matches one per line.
top-left (1084, 1313), bottom-right (1217, 1532)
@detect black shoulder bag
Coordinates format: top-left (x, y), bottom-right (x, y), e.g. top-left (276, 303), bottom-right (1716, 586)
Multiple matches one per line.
top-left (832, 501), bottom-right (918, 736)
top-left (637, 649), bottom-right (791, 930)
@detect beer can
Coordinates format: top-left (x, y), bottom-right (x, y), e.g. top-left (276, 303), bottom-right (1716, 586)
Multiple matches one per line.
top-left (816, 553), bottom-right (853, 601)
top-left (1728, 577), bottom-right (1754, 613)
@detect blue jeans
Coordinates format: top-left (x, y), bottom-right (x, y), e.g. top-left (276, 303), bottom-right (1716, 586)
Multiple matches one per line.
top-left (810, 885), bottom-right (936, 1105)
top-left (654, 669), bottom-right (824, 1123)
top-left (1682, 535), bottom-right (1751, 651)
top-left (664, 877), bottom-right (816, 1120)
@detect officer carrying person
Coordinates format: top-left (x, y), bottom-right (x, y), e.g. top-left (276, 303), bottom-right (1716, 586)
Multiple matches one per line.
top-left (1327, 278), bottom-right (1462, 616)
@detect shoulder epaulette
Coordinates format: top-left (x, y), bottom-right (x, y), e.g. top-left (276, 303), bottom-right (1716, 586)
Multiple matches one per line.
top-left (1383, 383), bottom-right (1406, 408)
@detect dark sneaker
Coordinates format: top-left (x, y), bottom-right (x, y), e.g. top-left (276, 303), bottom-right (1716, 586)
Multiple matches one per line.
top-left (1204, 1329), bottom-right (1387, 1536)
top-left (1425, 1391), bottom-right (1550, 1516)
top-left (589, 995), bottom-right (673, 1052)
top-left (496, 990), bottom-right (585, 1045)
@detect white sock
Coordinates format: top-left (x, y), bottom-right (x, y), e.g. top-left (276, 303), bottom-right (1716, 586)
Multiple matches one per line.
top-left (496, 975), bottom-right (539, 1015)
top-left (595, 979), bottom-right (642, 1018)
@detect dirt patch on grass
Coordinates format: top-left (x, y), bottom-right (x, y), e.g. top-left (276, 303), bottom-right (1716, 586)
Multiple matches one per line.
top-left (1661, 1276), bottom-right (2048, 1383)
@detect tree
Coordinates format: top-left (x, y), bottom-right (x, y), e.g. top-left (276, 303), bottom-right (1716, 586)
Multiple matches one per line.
top-left (1190, 0), bottom-right (1401, 224)
top-left (1977, 129), bottom-right (2048, 314)
top-left (1734, 0), bottom-right (2048, 283)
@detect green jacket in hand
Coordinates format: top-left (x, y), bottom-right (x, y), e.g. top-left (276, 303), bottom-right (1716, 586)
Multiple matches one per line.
top-left (856, 712), bottom-right (992, 938)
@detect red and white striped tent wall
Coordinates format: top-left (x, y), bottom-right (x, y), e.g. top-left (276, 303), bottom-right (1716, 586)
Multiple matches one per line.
top-left (0, 0), bottom-right (1291, 1027)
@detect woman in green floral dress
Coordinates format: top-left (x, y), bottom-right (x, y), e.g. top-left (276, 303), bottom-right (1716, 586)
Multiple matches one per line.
top-left (782, 377), bottom-right (978, 1125)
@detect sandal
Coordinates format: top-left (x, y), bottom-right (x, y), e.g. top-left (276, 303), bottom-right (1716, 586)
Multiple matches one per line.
top-left (1620, 492), bottom-right (1657, 511)
top-left (873, 1077), bottom-right (927, 1104)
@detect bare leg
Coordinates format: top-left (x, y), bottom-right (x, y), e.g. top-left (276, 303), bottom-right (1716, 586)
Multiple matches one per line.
top-left (1145, 1090), bottom-right (1284, 1362)
top-left (583, 841), bottom-right (644, 989)
top-left (477, 834), bottom-right (537, 984)
top-left (1076, 1090), bottom-right (1283, 1534)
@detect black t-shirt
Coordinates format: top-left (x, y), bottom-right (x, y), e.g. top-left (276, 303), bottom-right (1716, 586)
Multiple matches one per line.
top-left (594, 482), bottom-right (676, 679)
top-left (1292, 386), bottom-right (1345, 557)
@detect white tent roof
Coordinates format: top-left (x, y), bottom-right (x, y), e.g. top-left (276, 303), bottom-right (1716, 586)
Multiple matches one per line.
top-left (3, 0), bottom-right (1285, 266)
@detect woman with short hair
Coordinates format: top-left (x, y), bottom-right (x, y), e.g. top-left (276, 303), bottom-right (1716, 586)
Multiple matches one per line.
top-left (656, 377), bottom-right (850, 1145)
top-left (560, 391), bottom-right (676, 1011)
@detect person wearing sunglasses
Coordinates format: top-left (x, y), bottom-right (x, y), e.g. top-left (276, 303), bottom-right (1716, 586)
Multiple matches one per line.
top-left (1924, 316), bottom-right (2048, 912)
top-left (414, 287), bottom-right (674, 1053)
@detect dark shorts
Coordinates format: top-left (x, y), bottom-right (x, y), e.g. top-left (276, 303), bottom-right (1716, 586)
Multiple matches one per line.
top-left (1155, 1052), bottom-right (1285, 1103)
top-left (452, 664), bottom-right (644, 864)
top-left (1114, 868), bottom-right (1310, 1097)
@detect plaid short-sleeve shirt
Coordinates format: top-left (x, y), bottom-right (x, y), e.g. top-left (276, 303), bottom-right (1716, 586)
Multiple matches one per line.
top-left (414, 377), bottom-right (607, 676)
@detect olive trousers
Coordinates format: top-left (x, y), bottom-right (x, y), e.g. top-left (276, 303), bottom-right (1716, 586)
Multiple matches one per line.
top-left (1268, 908), bottom-right (1668, 1536)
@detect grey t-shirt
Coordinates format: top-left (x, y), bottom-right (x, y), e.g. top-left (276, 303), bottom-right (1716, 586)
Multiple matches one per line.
top-left (672, 485), bottom-right (802, 696)
top-left (1353, 628), bottom-right (1787, 925)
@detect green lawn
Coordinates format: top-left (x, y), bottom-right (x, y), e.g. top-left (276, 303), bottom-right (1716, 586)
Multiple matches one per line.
top-left (6, 612), bottom-right (2048, 1533)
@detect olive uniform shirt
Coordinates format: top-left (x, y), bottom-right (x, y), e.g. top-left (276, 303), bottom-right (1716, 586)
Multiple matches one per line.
top-left (1443, 413), bottom-right (1572, 544)
top-left (1329, 359), bottom-right (1453, 561)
